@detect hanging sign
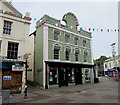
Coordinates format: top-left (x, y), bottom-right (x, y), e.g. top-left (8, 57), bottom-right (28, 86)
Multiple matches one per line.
top-left (12, 65), bottom-right (23, 71)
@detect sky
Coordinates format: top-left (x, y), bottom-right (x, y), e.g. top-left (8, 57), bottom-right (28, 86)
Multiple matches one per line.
top-left (10, 0), bottom-right (118, 59)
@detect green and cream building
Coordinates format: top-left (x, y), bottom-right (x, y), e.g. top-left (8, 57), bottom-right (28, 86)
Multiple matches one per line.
top-left (33, 12), bottom-right (94, 89)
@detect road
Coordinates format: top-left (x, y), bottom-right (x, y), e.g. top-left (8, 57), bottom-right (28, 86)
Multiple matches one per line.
top-left (10, 76), bottom-right (119, 103)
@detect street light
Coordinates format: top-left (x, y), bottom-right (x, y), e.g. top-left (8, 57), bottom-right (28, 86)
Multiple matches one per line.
top-left (111, 43), bottom-right (116, 57)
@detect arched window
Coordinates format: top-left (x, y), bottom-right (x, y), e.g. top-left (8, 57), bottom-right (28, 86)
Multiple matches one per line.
top-left (75, 49), bottom-right (79, 61)
top-left (54, 44), bottom-right (61, 60)
top-left (65, 48), bottom-right (71, 61)
top-left (84, 51), bottom-right (88, 62)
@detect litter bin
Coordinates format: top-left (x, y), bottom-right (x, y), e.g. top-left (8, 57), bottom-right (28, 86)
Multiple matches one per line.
top-left (2, 89), bottom-right (10, 104)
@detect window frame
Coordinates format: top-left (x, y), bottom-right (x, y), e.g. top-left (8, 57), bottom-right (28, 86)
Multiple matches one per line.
top-left (74, 37), bottom-right (78, 45)
top-left (65, 34), bottom-right (70, 43)
top-left (3, 20), bottom-right (13, 35)
top-left (7, 42), bottom-right (19, 59)
top-left (54, 31), bottom-right (59, 41)
top-left (65, 49), bottom-right (71, 61)
top-left (54, 48), bottom-right (60, 60)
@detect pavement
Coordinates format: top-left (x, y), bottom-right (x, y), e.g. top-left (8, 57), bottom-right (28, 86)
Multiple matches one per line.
top-left (8, 76), bottom-right (119, 103)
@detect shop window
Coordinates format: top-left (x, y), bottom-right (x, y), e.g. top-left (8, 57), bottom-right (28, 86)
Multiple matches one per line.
top-left (7, 42), bottom-right (19, 59)
top-left (3, 20), bottom-right (12, 35)
top-left (74, 37), bottom-right (78, 45)
top-left (65, 48), bottom-right (71, 61)
top-left (85, 69), bottom-right (90, 83)
top-left (65, 34), bottom-right (70, 43)
top-left (54, 31), bottom-right (59, 41)
top-left (49, 67), bottom-right (58, 85)
top-left (84, 51), bottom-right (88, 62)
top-left (67, 68), bottom-right (75, 83)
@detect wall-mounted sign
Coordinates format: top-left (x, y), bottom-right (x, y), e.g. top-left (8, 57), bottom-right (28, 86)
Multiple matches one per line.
top-left (12, 65), bottom-right (23, 71)
top-left (3, 76), bottom-right (12, 80)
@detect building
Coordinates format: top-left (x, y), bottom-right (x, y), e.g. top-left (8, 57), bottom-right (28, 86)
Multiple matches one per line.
top-left (0, 0), bottom-right (31, 92)
top-left (31, 12), bottom-right (94, 89)
top-left (103, 55), bottom-right (119, 76)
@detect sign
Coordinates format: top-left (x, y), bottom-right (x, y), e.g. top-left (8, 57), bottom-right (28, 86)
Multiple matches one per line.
top-left (3, 76), bottom-right (12, 80)
top-left (12, 65), bottom-right (23, 71)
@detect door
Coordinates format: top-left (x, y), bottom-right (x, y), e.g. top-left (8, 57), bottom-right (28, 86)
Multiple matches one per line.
top-left (75, 68), bottom-right (82, 85)
top-left (58, 67), bottom-right (68, 87)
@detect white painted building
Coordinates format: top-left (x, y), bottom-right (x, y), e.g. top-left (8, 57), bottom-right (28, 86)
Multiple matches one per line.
top-left (0, 0), bottom-right (31, 92)
top-left (0, 0), bottom-right (31, 59)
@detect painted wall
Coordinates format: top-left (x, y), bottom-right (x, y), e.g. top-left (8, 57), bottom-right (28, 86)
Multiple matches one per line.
top-left (34, 25), bottom-right (44, 85)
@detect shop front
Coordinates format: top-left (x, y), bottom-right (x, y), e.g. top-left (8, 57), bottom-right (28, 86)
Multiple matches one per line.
top-left (45, 61), bottom-right (94, 89)
top-left (2, 61), bottom-right (25, 93)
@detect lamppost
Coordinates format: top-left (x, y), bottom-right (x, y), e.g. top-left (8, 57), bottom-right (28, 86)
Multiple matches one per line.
top-left (23, 53), bottom-right (31, 99)
top-left (111, 43), bottom-right (116, 68)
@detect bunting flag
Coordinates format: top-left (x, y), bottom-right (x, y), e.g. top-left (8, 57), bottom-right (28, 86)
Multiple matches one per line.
top-left (1, 9), bottom-right (119, 32)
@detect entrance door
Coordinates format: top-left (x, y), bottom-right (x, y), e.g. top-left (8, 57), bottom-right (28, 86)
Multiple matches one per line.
top-left (58, 67), bottom-right (68, 87)
top-left (75, 68), bottom-right (82, 85)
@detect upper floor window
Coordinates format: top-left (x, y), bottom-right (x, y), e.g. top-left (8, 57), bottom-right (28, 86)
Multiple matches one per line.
top-left (65, 34), bottom-right (70, 43)
top-left (75, 49), bottom-right (79, 61)
top-left (84, 51), bottom-right (88, 62)
top-left (105, 64), bottom-right (107, 68)
top-left (74, 37), bottom-right (78, 45)
top-left (7, 42), bottom-right (19, 59)
top-left (3, 20), bottom-right (12, 35)
top-left (65, 48), bottom-right (71, 61)
top-left (54, 44), bottom-right (61, 60)
top-left (54, 31), bottom-right (59, 41)
top-left (83, 39), bottom-right (87, 47)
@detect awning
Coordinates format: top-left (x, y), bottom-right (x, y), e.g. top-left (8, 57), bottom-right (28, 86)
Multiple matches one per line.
top-left (107, 69), bottom-right (115, 72)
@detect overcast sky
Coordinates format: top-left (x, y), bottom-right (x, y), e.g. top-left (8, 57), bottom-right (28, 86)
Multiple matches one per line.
top-left (11, 1), bottom-right (118, 59)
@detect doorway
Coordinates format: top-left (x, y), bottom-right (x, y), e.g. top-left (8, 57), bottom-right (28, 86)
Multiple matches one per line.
top-left (74, 68), bottom-right (82, 85)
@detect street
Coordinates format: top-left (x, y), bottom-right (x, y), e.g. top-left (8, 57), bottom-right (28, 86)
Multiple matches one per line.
top-left (9, 76), bottom-right (119, 103)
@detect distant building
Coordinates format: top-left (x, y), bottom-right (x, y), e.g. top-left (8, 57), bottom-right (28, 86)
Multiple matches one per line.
top-left (0, 0), bottom-right (31, 92)
top-left (30, 12), bottom-right (94, 89)
top-left (103, 55), bottom-right (119, 76)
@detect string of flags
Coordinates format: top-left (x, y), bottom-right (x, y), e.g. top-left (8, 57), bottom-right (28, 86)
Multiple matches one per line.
top-left (1, 9), bottom-right (119, 32)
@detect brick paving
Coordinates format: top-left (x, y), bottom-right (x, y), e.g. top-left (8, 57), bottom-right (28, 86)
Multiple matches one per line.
top-left (9, 76), bottom-right (119, 103)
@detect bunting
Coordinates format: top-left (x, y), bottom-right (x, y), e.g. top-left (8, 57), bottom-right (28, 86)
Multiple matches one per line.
top-left (1, 10), bottom-right (119, 32)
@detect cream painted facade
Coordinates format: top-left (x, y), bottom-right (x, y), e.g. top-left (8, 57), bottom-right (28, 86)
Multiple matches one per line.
top-left (0, 0), bottom-right (31, 92)
top-left (103, 55), bottom-right (119, 72)
top-left (0, 0), bottom-right (30, 59)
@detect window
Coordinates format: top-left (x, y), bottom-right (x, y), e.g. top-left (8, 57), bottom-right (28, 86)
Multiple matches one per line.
top-left (3, 20), bottom-right (12, 35)
top-left (54, 48), bottom-right (60, 60)
top-left (65, 34), bottom-right (70, 43)
top-left (65, 49), bottom-right (70, 61)
top-left (105, 64), bottom-right (107, 68)
top-left (74, 37), bottom-right (78, 45)
top-left (84, 51), bottom-right (88, 62)
top-left (7, 42), bottom-right (19, 59)
top-left (54, 31), bottom-right (59, 41)
top-left (83, 39), bottom-right (87, 47)
top-left (85, 69), bottom-right (90, 83)
top-left (75, 50), bottom-right (79, 61)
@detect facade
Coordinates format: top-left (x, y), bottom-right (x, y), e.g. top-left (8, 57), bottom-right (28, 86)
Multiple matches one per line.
top-left (0, 0), bottom-right (31, 92)
top-left (33, 12), bottom-right (94, 89)
top-left (103, 55), bottom-right (119, 76)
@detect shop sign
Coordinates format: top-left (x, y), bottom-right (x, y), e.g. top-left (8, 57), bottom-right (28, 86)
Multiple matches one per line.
top-left (12, 65), bottom-right (23, 71)
top-left (3, 76), bottom-right (12, 80)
